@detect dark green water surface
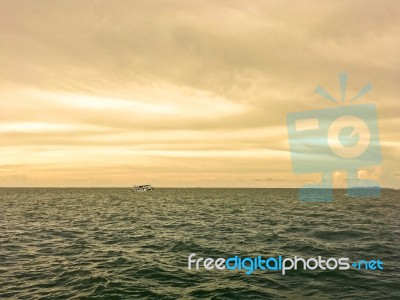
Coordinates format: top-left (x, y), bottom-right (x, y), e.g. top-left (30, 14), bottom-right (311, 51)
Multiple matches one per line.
top-left (0, 188), bottom-right (399, 299)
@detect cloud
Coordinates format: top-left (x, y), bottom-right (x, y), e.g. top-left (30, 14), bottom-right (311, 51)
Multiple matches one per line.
top-left (0, 0), bottom-right (399, 187)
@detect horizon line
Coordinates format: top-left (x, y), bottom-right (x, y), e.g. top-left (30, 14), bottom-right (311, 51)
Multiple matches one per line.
top-left (0, 186), bottom-right (397, 189)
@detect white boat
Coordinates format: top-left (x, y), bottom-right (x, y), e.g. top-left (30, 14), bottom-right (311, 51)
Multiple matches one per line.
top-left (132, 184), bottom-right (154, 192)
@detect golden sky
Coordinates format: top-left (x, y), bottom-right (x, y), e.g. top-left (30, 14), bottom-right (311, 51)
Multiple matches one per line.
top-left (0, 0), bottom-right (399, 187)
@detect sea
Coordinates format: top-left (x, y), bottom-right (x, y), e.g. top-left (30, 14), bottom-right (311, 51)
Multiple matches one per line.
top-left (0, 188), bottom-right (399, 299)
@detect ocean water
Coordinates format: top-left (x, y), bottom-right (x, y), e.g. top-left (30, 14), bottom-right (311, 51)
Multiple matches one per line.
top-left (0, 188), bottom-right (399, 299)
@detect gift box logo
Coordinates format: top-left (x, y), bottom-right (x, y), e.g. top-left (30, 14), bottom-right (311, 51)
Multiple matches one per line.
top-left (287, 73), bottom-right (382, 202)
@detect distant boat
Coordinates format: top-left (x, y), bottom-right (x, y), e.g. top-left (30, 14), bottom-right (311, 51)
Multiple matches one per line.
top-left (132, 185), bottom-right (154, 192)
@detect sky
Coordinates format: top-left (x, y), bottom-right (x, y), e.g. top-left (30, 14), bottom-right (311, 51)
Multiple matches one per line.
top-left (0, 0), bottom-right (399, 187)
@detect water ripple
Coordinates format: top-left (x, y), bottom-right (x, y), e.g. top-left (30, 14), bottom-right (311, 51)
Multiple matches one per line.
top-left (0, 188), bottom-right (399, 299)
